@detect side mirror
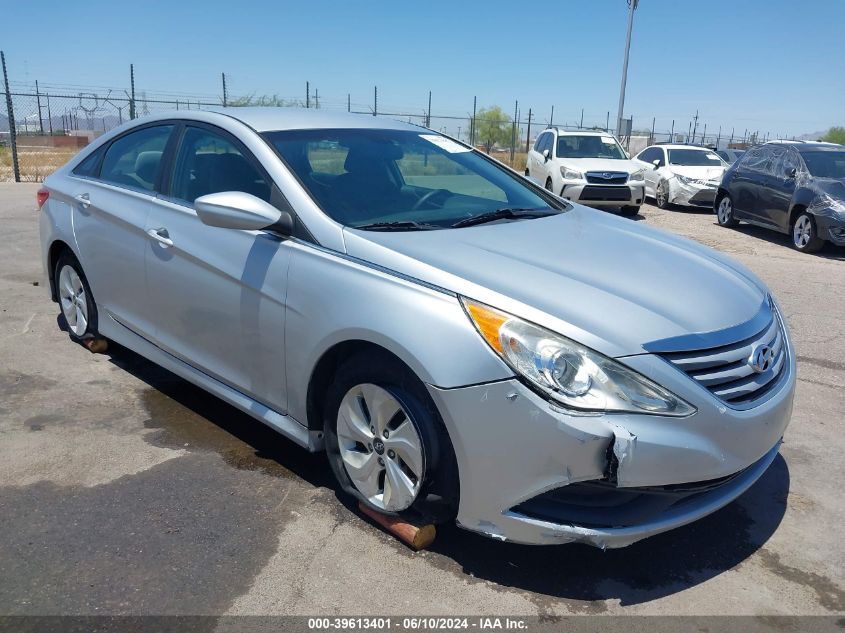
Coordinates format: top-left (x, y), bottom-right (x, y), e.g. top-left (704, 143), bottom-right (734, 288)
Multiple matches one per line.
top-left (194, 191), bottom-right (293, 235)
top-left (652, 159), bottom-right (661, 170)
top-left (542, 149), bottom-right (550, 162)
top-left (785, 167), bottom-right (797, 180)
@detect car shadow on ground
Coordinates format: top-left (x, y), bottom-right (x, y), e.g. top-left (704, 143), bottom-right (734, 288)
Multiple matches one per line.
top-left (727, 223), bottom-right (845, 261)
top-left (78, 336), bottom-right (789, 608)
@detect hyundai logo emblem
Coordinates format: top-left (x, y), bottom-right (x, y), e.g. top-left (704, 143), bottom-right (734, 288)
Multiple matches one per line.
top-left (748, 345), bottom-right (775, 373)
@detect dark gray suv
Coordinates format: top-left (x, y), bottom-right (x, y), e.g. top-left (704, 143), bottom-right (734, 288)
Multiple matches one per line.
top-left (715, 141), bottom-right (845, 253)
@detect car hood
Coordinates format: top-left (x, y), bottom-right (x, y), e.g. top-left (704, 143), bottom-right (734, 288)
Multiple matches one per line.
top-left (668, 165), bottom-right (725, 181)
top-left (343, 205), bottom-right (768, 358)
top-left (557, 157), bottom-right (642, 174)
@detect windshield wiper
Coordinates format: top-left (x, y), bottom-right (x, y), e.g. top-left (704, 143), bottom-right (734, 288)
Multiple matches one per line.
top-left (354, 221), bottom-right (442, 231)
top-left (451, 207), bottom-right (556, 228)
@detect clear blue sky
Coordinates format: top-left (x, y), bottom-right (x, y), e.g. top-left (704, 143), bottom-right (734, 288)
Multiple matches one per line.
top-left (5, 0), bottom-right (844, 137)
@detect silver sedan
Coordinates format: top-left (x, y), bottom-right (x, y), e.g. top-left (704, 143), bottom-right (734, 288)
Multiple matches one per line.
top-left (38, 108), bottom-right (795, 547)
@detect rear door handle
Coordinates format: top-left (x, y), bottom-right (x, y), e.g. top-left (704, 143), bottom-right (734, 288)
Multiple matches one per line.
top-left (146, 228), bottom-right (174, 247)
top-left (74, 193), bottom-right (90, 208)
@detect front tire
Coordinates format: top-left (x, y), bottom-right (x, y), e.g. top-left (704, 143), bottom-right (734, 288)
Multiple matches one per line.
top-left (716, 194), bottom-right (739, 227)
top-left (324, 353), bottom-right (459, 523)
top-left (55, 251), bottom-right (98, 339)
top-left (792, 212), bottom-right (824, 253)
top-left (655, 180), bottom-right (670, 209)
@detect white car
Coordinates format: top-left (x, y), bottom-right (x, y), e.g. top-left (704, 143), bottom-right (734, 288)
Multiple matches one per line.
top-left (526, 129), bottom-right (645, 216)
top-left (633, 144), bottom-right (728, 209)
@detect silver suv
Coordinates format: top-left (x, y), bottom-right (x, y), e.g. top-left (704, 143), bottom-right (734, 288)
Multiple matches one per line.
top-left (38, 109), bottom-right (794, 547)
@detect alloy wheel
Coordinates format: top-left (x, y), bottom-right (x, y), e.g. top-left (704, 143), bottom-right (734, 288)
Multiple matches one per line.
top-left (718, 197), bottom-right (732, 224)
top-left (793, 215), bottom-right (812, 248)
top-left (336, 383), bottom-right (424, 512)
top-left (58, 265), bottom-right (89, 337)
top-left (656, 182), bottom-right (668, 207)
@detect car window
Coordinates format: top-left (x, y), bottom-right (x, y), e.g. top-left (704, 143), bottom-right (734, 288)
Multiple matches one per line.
top-left (170, 126), bottom-right (271, 204)
top-left (536, 132), bottom-right (550, 155)
top-left (265, 128), bottom-right (556, 228)
top-left (533, 134), bottom-right (545, 152)
top-left (741, 147), bottom-right (771, 173)
top-left (556, 135), bottom-right (626, 159)
top-left (799, 150), bottom-right (845, 178)
top-left (396, 145), bottom-right (508, 202)
top-left (72, 146), bottom-right (105, 177)
top-left (667, 149), bottom-right (724, 166)
top-left (638, 147), bottom-right (663, 165)
top-left (99, 125), bottom-right (173, 192)
top-left (717, 150), bottom-right (730, 162)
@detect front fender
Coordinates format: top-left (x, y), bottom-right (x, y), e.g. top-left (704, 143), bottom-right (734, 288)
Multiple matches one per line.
top-left (283, 242), bottom-right (513, 425)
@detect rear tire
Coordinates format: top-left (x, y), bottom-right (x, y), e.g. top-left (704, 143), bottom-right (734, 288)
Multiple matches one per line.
top-left (54, 251), bottom-right (98, 340)
top-left (323, 352), bottom-right (459, 524)
top-left (716, 194), bottom-right (739, 227)
top-left (792, 212), bottom-right (824, 253)
top-left (620, 206), bottom-right (640, 217)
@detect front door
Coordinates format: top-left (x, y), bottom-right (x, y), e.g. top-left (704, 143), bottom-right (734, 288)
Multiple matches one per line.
top-left (759, 146), bottom-right (800, 230)
top-left (144, 123), bottom-right (292, 413)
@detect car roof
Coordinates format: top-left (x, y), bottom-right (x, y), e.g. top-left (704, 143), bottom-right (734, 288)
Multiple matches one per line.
top-left (650, 144), bottom-right (714, 150)
top-left (549, 129), bottom-right (616, 137)
top-left (126, 107), bottom-right (423, 133)
top-left (207, 107), bottom-right (423, 132)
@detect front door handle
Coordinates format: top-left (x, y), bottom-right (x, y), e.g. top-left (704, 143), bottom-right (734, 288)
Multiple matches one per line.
top-left (74, 193), bottom-right (91, 209)
top-left (146, 228), bottom-right (174, 248)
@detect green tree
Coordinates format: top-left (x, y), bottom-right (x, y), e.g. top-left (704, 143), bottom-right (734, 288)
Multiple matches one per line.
top-left (474, 106), bottom-right (512, 153)
top-left (821, 126), bottom-right (845, 144)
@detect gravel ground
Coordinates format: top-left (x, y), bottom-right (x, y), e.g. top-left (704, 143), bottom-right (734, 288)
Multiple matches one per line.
top-left (1, 182), bottom-right (843, 618)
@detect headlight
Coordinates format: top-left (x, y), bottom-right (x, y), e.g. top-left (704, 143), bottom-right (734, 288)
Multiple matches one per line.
top-left (462, 299), bottom-right (696, 417)
top-left (560, 166), bottom-right (583, 180)
top-left (629, 170), bottom-right (645, 182)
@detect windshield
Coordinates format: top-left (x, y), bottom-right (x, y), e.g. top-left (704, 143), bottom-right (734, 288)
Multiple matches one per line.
top-left (668, 149), bottom-right (725, 166)
top-left (263, 129), bottom-right (559, 229)
top-left (800, 151), bottom-right (845, 179)
top-left (556, 135), bottom-right (626, 159)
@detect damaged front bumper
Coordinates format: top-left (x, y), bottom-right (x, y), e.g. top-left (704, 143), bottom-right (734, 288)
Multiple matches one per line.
top-left (670, 179), bottom-right (720, 207)
top-left (427, 352), bottom-right (793, 547)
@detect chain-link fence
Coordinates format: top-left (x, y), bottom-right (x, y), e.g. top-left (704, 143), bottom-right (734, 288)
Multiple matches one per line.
top-left (1, 83), bottom-right (780, 183)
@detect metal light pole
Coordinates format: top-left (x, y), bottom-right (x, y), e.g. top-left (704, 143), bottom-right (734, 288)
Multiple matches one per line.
top-left (616, 0), bottom-right (639, 137)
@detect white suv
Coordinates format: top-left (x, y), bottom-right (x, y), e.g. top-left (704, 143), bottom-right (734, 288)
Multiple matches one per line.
top-left (632, 144), bottom-right (727, 209)
top-left (526, 129), bottom-right (645, 216)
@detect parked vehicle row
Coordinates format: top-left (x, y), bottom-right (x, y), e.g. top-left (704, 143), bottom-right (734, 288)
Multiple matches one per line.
top-left (39, 109), bottom-right (794, 547)
top-left (715, 140), bottom-right (845, 253)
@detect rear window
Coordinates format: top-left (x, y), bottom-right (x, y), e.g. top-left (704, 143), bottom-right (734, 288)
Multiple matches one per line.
top-left (72, 147), bottom-right (105, 177)
top-left (100, 125), bottom-right (173, 192)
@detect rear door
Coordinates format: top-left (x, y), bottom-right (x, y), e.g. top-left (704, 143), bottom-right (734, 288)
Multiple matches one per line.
top-left (144, 122), bottom-right (293, 413)
top-left (70, 123), bottom-right (175, 339)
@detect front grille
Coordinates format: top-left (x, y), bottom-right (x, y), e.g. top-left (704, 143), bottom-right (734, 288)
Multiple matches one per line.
top-left (661, 309), bottom-right (787, 407)
top-left (585, 171), bottom-right (628, 185)
top-left (580, 186), bottom-right (631, 201)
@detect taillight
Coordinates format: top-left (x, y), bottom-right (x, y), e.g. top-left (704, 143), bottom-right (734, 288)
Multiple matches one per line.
top-left (36, 187), bottom-right (50, 209)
